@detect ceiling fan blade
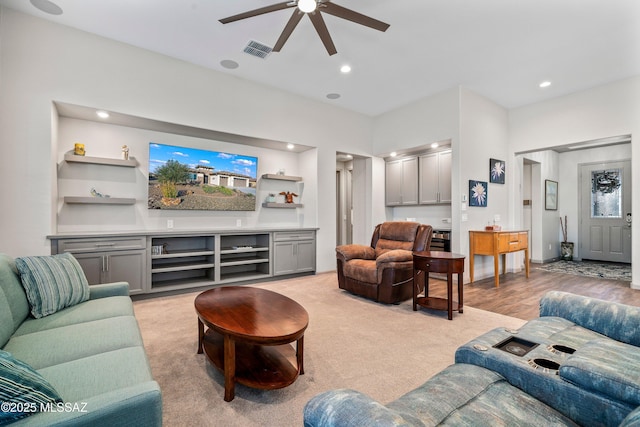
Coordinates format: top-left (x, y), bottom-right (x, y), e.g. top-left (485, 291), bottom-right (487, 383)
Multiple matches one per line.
top-left (219, 2), bottom-right (295, 24)
top-left (273, 10), bottom-right (305, 52)
top-left (321, 3), bottom-right (390, 32)
top-left (308, 11), bottom-right (337, 55)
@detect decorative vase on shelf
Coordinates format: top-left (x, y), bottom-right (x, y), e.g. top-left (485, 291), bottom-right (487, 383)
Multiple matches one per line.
top-left (266, 194), bottom-right (276, 203)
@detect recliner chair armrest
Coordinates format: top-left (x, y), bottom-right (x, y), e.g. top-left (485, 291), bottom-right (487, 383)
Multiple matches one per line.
top-left (376, 249), bottom-right (413, 265)
top-left (336, 244), bottom-right (375, 262)
top-left (304, 389), bottom-right (411, 427)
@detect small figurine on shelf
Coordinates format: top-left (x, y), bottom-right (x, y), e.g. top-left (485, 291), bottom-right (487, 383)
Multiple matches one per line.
top-left (90, 188), bottom-right (111, 198)
top-left (277, 168), bottom-right (286, 176)
top-left (266, 193), bottom-right (276, 203)
top-left (279, 191), bottom-right (298, 203)
top-left (74, 143), bottom-right (85, 156)
top-left (121, 145), bottom-right (129, 160)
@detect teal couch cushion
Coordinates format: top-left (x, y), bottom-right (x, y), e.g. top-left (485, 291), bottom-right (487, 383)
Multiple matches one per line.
top-left (15, 253), bottom-right (90, 319)
top-left (13, 296), bottom-right (134, 337)
top-left (37, 347), bottom-right (154, 401)
top-left (560, 339), bottom-right (640, 406)
top-left (4, 316), bottom-right (144, 370)
top-left (0, 350), bottom-right (62, 424)
top-left (0, 254), bottom-right (30, 347)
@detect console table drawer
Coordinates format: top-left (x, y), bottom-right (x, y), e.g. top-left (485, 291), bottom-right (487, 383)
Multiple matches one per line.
top-left (498, 233), bottom-right (527, 252)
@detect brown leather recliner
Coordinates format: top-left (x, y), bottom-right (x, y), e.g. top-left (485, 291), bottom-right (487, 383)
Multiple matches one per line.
top-left (336, 222), bottom-right (433, 304)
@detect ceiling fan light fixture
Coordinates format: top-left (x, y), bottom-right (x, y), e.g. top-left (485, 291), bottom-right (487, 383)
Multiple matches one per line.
top-left (298, 0), bottom-right (317, 13)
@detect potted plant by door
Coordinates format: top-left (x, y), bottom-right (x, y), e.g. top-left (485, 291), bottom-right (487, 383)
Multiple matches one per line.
top-left (560, 215), bottom-right (574, 261)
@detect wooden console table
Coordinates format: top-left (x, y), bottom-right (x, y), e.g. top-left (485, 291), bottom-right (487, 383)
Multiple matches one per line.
top-left (413, 251), bottom-right (465, 320)
top-left (469, 230), bottom-right (529, 287)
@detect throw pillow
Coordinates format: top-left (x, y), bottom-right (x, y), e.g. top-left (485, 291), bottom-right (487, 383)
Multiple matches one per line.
top-left (0, 350), bottom-right (62, 424)
top-left (15, 253), bottom-right (90, 318)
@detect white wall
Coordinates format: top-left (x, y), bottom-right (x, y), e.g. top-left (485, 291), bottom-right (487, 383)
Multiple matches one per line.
top-left (458, 88), bottom-right (511, 280)
top-left (509, 76), bottom-right (640, 287)
top-left (0, 8), bottom-right (373, 274)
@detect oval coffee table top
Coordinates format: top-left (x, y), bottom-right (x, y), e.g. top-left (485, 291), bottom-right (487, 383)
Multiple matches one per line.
top-left (195, 286), bottom-right (309, 344)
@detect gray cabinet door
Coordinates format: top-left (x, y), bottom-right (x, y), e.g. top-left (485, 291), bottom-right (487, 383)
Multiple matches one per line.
top-left (273, 242), bottom-right (296, 275)
top-left (385, 160), bottom-right (403, 205)
top-left (438, 151), bottom-right (452, 203)
top-left (402, 157), bottom-right (418, 205)
top-left (295, 240), bottom-right (316, 273)
top-left (105, 250), bottom-right (146, 294)
top-left (71, 252), bottom-right (104, 286)
top-left (419, 153), bottom-right (439, 204)
top-left (419, 150), bottom-right (451, 204)
top-left (386, 157), bottom-right (418, 205)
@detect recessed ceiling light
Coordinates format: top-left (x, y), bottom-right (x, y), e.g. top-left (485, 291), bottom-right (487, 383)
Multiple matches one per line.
top-left (390, 152), bottom-right (397, 157)
top-left (326, 93), bottom-right (341, 100)
top-left (287, 143), bottom-right (295, 150)
top-left (539, 81), bottom-right (552, 88)
top-left (431, 142), bottom-right (439, 148)
top-left (340, 65), bottom-right (351, 73)
top-left (30, 0), bottom-right (63, 15)
top-left (96, 110), bottom-right (110, 119)
top-left (220, 60), bottom-right (239, 69)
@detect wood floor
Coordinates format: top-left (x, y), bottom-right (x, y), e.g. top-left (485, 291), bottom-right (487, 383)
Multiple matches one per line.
top-left (427, 268), bottom-right (639, 320)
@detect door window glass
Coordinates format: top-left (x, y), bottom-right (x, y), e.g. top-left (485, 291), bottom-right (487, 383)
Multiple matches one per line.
top-left (591, 168), bottom-right (622, 218)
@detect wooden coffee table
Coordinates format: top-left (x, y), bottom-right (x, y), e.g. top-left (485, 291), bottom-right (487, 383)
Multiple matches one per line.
top-left (195, 286), bottom-right (308, 401)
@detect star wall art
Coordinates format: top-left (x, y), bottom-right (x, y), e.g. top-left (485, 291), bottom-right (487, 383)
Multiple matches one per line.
top-left (469, 180), bottom-right (488, 207)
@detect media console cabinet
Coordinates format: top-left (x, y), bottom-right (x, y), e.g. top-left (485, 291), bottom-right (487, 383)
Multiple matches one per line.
top-left (49, 228), bottom-right (316, 295)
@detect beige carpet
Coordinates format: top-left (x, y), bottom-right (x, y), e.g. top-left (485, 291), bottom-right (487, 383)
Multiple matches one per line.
top-left (133, 272), bottom-right (526, 426)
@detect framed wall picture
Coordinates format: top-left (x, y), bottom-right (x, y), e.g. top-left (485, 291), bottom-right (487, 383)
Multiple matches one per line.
top-left (489, 158), bottom-right (505, 184)
top-left (545, 179), bottom-right (558, 210)
top-left (469, 180), bottom-right (488, 207)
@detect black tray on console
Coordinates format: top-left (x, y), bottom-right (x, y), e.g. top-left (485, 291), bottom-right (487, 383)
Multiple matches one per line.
top-left (493, 336), bottom-right (539, 357)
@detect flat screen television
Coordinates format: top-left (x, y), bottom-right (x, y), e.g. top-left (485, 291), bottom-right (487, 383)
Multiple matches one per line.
top-left (148, 142), bottom-right (257, 211)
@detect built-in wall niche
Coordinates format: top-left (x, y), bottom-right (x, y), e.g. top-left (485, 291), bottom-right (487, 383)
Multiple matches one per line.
top-left (53, 102), bottom-right (316, 233)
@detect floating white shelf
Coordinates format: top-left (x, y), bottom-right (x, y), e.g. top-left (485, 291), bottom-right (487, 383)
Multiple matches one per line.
top-left (64, 153), bottom-right (137, 167)
top-left (64, 196), bottom-right (136, 205)
top-left (262, 202), bottom-right (303, 208)
top-left (261, 173), bottom-right (302, 182)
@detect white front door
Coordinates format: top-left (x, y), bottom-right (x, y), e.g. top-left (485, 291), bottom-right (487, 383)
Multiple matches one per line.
top-left (580, 160), bottom-right (632, 262)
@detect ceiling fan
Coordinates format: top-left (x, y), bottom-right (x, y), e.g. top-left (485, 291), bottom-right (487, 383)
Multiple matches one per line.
top-left (219, 0), bottom-right (390, 56)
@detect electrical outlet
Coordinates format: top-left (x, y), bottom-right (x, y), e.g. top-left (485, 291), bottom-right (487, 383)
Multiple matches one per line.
top-left (236, 219), bottom-right (242, 227)
top-left (494, 214), bottom-right (501, 222)
top-left (548, 244), bottom-right (552, 250)
top-left (167, 219), bottom-right (174, 229)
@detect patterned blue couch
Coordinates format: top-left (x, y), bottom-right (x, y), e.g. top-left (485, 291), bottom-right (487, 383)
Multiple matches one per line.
top-left (304, 291), bottom-right (640, 426)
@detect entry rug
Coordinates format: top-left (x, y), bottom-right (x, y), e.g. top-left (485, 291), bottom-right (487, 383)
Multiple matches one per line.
top-left (536, 260), bottom-right (631, 282)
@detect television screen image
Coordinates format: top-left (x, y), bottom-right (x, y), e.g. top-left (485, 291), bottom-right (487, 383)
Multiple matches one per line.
top-left (148, 142), bottom-right (258, 211)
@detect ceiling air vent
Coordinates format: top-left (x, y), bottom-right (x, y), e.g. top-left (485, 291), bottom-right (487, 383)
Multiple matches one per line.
top-left (243, 40), bottom-right (273, 59)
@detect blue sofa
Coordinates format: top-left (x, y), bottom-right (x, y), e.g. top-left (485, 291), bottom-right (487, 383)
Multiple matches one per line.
top-left (0, 253), bottom-right (162, 426)
top-left (304, 291), bottom-right (640, 426)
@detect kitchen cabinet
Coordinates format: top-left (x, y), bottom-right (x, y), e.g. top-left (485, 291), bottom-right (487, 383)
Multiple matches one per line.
top-left (419, 150), bottom-right (451, 204)
top-left (385, 157), bottom-right (418, 206)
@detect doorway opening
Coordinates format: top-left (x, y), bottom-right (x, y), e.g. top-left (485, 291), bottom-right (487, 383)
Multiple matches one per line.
top-left (336, 152), bottom-right (354, 246)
